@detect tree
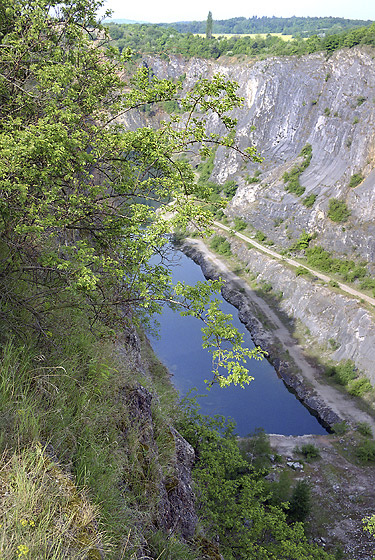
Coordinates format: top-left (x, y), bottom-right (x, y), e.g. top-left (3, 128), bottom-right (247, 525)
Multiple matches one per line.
top-left (206, 11), bottom-right (213, 39)
top-left (288, 481), bottom-right (311, 522)
top-left (0, 0), bottom-right (263, 386)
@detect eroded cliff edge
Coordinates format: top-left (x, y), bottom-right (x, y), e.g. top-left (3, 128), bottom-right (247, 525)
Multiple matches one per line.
top-left (142, 47), bottom-right (375, 266)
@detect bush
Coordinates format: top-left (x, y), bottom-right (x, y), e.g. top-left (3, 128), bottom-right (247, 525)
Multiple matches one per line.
top-left (302, 193), bottom-right (317, 207)
top-left (332, 421), bottom-right (349, 435)
top-left (245, 170), bottom-right (261, 183)
top-left (334, 360), bottom-right (357, 385)
top-left (222, 180), bottom-right (238, 199)
top-left (348, 378), bottom-right (372, 397)
top-left (357, 422), bottom-right (372, 437)
top-left (356, 440), bottom-right (375, 462)
top-left (261, 282), bottom-right (273, 293)
top-left (290, 229), bottom-right (313, 251)
top-left (288, 480), bottom-right (311, 522)
top-left (356, 96), bottom-right (367, 106)
top-left (239, 427), bottom-right (272, 469)
top-left (327, 198), bottom-right (350, 223)
top-left (295, 267), bottom-right (311, 277)
top-left (234, 217), bottom-right (247, 231)
top-left (297, 443), bottom-right (321, 460)
top-left (360, 278), bottom-right (375, 291)
top-left (349, 173), bottom-right (364, 188)
top-left (210, 235), bottom-right (232, 256)
top-left (283, 145), bottom-right (312, 198)
top-left (255, 230), bottom-right (267, 242)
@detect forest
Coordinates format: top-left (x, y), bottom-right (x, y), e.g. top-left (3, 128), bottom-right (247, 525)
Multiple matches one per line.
top-left (158, 15), bottom-right (373, 37)
top-left (106, 21), bottom-right (375, 59)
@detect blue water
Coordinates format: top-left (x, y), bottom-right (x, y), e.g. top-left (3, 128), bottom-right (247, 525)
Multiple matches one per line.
top-left (150, 247), bottom-right (326, 436)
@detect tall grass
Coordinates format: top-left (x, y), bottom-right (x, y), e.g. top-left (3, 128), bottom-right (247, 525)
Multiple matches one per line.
top-left (0, 445), bottom-right (107, 559)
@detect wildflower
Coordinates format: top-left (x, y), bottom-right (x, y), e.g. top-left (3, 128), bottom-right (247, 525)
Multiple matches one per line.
top-left (20, 519), bottom-right (28, 527)
top-left (17, 544), bottom-right (29, 557)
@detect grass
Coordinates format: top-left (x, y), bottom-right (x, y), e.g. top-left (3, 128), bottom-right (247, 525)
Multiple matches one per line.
top-left (0, 305), bottom-right (194, 558)
top-left (0, 446), bottom-right (107, 559)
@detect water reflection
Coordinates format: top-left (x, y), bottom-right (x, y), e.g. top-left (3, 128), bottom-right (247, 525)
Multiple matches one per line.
top-left (150, 247), bottom-right (326, 436)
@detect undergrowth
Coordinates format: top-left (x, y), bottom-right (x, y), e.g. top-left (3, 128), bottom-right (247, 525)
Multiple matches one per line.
top-left (0, 308), bottom-right (187, 558)
top-left (178, 398), bottom-right (335, 560)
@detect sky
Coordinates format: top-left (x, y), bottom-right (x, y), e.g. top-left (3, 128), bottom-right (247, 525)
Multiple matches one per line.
top-left (101, 0), bottom-right (375, 24)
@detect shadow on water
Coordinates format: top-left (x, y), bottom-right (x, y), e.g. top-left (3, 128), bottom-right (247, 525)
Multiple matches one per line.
top-left (150, 246), bottom-right (328, 437)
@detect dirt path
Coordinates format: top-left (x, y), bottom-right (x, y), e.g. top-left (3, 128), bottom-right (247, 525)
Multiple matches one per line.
top-left (189, 237), bottom-right (375, 434)
top-left (214, 221), bottom-right (375, 307)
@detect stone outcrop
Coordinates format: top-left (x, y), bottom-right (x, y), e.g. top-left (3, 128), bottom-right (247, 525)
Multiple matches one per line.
top-left (141, 48), bottom-right (375, 267)
top-left (123, 384), bottom-right (197, 539)
top-left (230, 237), bottom-right (375, 382)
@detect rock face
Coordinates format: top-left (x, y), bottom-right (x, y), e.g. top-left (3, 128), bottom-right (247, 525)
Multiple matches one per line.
top-left (119, 328), bottom-right (198, 541)
top-left (230, 237), bottom-right (375, 382)
top-left (123, 385), bottom-right (197, 539)
top-left (143, 48), bottom-right (375, 265)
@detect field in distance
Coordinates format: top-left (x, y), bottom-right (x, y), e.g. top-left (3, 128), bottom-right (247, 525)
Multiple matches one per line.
top-left (194, 33), bottom-right (294, 40)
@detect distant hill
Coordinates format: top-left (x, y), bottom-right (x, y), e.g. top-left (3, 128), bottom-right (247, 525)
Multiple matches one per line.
top-left (158, 16), bottom-right (373, 37)
top-left (103, 18), bottom-right (148, 24)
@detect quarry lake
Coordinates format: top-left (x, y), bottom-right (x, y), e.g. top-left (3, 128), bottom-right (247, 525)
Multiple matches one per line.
top-left (150, 247), bottom-right (326, 437)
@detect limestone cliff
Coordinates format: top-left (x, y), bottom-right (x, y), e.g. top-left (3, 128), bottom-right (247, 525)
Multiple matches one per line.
top-left (143, 48), bottom-right (375, 266)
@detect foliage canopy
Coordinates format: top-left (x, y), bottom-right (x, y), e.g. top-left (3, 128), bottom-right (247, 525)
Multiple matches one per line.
top-left (0, 0), bottom-right (263, 386)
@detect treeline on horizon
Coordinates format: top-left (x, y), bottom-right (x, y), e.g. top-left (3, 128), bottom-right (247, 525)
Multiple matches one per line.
top-left (106, 21), bottom-right (375, 60)
top-left (158, 15), bottom-right (373, 37)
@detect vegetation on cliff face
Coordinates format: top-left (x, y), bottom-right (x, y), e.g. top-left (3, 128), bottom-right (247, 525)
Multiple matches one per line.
top-left (0, 1), bottom-right (366, 558)
top-left (179, 402), bottom-right (335, 559)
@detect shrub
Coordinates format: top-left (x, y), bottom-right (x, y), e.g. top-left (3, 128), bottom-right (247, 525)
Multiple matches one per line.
top-left (255, 230), bottom-right (267, 242)
top-left (297, 443), bottom-right (321, 460)
top-left (261, 282), bottom-right (273, 293)
top-left (327, 198), bottom-right (350, 222)
top-left (348, 378), bottom-right (372, 397)
top-left (356, 96), bottom-right (367, 106)
top-left (302, 193), bottom-right (317, 207)
top-left (283, 145), bottom-right (312, 198)
top-left (245, 170), bottom-right (261, 183)
top-left (324, 107), bottom-right (330, 116)
top-left (356, 440), bottom-right (375, 462)
top-left (296, 267), bottom-right (311, 277)
top-left (328, 338), bottom-right (340, 350)
top-left (290, 229), bottom-right (313, 251)
top-left (210, 235), bottom-right (231, 256)
top-left (222, 179), bottom-right (238, 199)
top-left (332, 421), bottom-right (349, 435)
top-left (360, 277), bottom-right (375, 292)
top-left (349, 173), bottom-right (364, 188)
top-left (234, 217), bottom-right (247, 231)
top-left (334, 360), bottom-right (357, 385)
top-left (357, 422), bottom-right (373, 437)
top-left (197, 148), bottom-right (216, 182)
top-left (288, 480), bottom-right (311, 522)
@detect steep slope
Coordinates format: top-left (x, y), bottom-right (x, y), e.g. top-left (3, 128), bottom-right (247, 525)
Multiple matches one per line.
top-left (144, 47), bottom-right (375, 265)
